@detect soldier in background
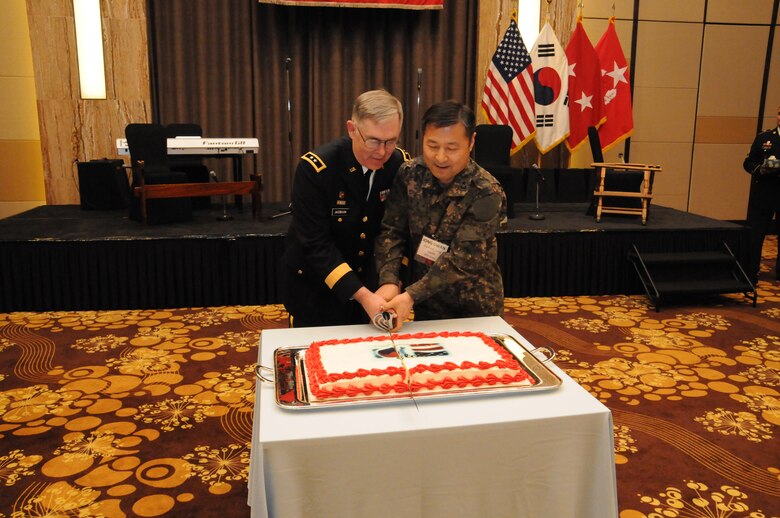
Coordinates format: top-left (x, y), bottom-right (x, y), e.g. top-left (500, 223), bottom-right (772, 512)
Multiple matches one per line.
top-left (375, 101), bottom-right (507, 330)
top-left (281, 90), bottom-right (410, 327)
top-left (743, 105), bottom-right (780, 282)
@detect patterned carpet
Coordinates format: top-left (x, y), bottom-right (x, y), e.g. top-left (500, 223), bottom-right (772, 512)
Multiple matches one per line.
top-left (0, 240), bottom-right (779, 517)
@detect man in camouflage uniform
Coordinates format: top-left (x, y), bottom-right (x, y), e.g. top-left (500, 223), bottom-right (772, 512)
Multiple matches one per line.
top-left (281, 90), bottom-right (410, 327)
top-left (375, 101), bottom-right (507, 329)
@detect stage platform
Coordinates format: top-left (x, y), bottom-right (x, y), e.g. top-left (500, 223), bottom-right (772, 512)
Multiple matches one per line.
top-left (0, 202), bottom-right (749, 311)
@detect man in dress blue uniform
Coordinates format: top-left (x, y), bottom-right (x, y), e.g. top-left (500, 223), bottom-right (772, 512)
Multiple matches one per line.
top-left (743, 105), bottom-right (780, 281)
top-left (281, 90), bottom-right (410, 327)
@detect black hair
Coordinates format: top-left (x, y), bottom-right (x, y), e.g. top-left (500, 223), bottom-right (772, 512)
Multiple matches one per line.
top-left (421, 100), bottom-right (476, 138)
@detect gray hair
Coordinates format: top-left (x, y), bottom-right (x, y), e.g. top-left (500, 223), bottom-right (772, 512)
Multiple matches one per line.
top-left (352, 89), bottom-right (403, 127)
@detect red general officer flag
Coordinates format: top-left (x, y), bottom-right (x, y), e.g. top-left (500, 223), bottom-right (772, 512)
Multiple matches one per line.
top-left (565, 17), bottom-right (604, 152)
top-left (481, 18), bottom-right (536, 153)
top-left (257, 0), bottom-right (443, 8)
top-left (594, 17), bottom-right (634, 152)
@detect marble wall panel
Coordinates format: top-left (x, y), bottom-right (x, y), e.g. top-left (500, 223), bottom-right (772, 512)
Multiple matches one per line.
top-left (105, 17), bottom-right (150, 101)
top-left (26, 0), bottom-right (150, 204)
top-left (36, 98), bottom-right (78, 204)
top-left (27, 12), bottom-right (79, 100)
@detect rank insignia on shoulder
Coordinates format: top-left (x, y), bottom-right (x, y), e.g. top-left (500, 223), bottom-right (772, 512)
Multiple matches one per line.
top-left (349, 166), bottom-right (357, 173)
top-left (397, 147), bottom-right (412, 161)
top-left (302, 151), bottom-right (326, 173)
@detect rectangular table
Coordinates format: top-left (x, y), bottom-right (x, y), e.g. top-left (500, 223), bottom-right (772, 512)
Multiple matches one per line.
top-left (248, 316), bottom-right (618, 518)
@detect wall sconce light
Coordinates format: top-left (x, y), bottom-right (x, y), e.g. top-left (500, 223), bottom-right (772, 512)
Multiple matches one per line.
top-left (73, 0), bottom-right (106, 99)
top-left (517, 0), bottom-right (541, 47)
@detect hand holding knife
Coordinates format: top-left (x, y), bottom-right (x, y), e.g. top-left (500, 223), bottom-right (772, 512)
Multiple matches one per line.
top-left (372, 310), bottom-right (418, 410)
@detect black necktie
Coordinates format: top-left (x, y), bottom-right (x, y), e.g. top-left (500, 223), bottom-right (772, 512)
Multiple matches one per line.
top-left (364, 170), bottom-right (373, 200)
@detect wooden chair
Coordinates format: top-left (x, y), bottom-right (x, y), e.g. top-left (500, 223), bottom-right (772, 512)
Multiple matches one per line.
top-left (591, 162), bottom-right (661, 225)
top-left (587, 126), bottom-right (661, 225)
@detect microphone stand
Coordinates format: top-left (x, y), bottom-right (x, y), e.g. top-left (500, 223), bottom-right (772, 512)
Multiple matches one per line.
top-left (210, 171), bottom-right (233, 221)
top-left (529, 165), bottom-right (545, 221)
top-left (415, 68), bottom-right (422, 156)
top-left (273, 57), bottom-right (295, 219)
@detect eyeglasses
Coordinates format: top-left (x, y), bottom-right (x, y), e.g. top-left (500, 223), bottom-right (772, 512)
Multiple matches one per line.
top-left (355, 126), bottom-right (398, 151)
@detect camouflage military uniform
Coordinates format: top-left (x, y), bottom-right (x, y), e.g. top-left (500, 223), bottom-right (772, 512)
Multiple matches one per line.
top-left (375, 157), bottom-right (507, 321)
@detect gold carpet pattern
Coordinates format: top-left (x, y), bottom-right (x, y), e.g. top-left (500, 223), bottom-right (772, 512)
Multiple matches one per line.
top-left (0, 239), bottom-right (779, 517)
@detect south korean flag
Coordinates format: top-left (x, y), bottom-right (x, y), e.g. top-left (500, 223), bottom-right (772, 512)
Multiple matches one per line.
top-left (531, 22), bottom-right (570, 154)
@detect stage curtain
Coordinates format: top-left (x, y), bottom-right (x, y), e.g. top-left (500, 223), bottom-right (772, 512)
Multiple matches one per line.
top-left (257, 0), bottom-right (444, 8)
top-left (148, 0), bottom-right (477, 203)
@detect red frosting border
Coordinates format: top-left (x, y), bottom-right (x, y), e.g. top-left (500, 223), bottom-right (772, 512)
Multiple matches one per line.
top-left (305, 331), bottom-right (535, 399)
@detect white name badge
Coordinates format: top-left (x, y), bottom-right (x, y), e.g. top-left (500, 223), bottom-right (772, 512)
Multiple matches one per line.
top-left (414, 235), bottom-right (449, 266)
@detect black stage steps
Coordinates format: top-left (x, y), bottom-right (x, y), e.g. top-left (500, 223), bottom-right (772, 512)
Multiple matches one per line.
top-left (629, 242), bottom-right (757, 311)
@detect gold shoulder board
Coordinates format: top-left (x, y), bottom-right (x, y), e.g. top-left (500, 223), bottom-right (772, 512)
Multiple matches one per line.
top-left (302, 151), bottom-right (327, 173)
top-left (396, 147), bottom-right (411, 162)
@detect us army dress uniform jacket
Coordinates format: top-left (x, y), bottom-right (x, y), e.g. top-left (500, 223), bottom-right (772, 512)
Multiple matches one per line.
top-left (743, 127), bottom-right (780, 279)
top-left (743, 127), bottom-right (780, 210)
top-left (375, 157), bottom-right (507, 321)
top-left (282, 135), bottom-right (410, 325)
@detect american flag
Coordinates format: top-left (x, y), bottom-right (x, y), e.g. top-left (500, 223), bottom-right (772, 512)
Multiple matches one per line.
top-left (481, 19), bottom-right (536, 152)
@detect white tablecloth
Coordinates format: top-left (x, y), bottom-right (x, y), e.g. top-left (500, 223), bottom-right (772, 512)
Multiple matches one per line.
top-left (248, 316), bottom-right (618, 518)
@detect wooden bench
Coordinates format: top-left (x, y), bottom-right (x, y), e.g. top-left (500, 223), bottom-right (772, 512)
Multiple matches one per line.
top-left (134, 168), bottom-right (262, 224)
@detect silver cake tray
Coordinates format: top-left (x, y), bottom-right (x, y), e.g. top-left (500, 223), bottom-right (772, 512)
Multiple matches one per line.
top-left (257, 333), bottom-right (562, 410)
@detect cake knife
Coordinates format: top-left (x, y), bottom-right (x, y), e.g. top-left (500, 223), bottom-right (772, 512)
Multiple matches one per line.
top-left (372, 311), bottom-right (418, 410)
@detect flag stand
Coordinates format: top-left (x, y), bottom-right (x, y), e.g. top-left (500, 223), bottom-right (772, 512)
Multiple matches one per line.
top-left (272, 57), bottom-right (295, 219)
top-left (529, 164), bottom-right (545, 220)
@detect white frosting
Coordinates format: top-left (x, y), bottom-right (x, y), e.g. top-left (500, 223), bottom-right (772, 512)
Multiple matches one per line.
top-left (317, 335), bottom-right (502, 375)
